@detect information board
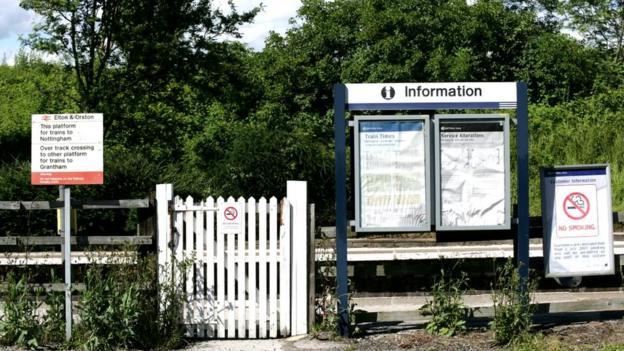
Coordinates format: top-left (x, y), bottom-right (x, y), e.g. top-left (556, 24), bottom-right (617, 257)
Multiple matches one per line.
top-left (435, 115), bottom-right (510, 230)
top-left (541, 165), bottom-right (614, 277)
top-left (354, 115), bottom-right (430, 232)
top-left (31, 113), bottom-right (103, 185)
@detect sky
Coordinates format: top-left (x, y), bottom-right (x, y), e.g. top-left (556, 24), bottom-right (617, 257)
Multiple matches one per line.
top-left (0, 0), bottom-right (301, 65)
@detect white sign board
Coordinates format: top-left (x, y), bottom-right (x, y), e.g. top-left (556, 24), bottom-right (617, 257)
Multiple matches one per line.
top-left (355, 116), bottom-right (430, 232)
top-left (541, 166), bottom-right (614, 277)
top-left (31, 114), bottom-right (103, 185)
top-left (435, 116), bottom-right (510, 230)
top-left (218, 202), bottom-right (243, 234)
top-left (346, 82), bottom-right (517, 110)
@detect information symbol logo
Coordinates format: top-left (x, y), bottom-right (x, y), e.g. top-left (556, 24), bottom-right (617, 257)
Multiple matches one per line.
top-left (381, 86), bottom-right (395, 100)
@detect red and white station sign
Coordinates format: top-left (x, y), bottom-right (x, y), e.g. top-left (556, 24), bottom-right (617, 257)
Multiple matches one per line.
top-left (31, 114), bottom-right (103, 185)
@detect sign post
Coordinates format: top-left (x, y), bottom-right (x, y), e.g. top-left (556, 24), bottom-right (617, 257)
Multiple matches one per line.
top-left (31, 113), bottom-right (104, 341)
top-left (63, 186), bottom-right (71, 341)
top-left (334, 82), bottom-right (528, 336)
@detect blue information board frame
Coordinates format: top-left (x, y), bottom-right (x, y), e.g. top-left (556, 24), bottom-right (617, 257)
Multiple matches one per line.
top-left (333, 82), bottom-right (529, 336)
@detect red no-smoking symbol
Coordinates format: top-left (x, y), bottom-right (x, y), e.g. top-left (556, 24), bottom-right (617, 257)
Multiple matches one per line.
top-left (224, 206), bottom-right (238, 221)
top-left (563, 192), bottom-right (590, 220)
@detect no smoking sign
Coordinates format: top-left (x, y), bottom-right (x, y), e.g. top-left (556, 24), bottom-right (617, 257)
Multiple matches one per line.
top-left (223, 206), bottom-right (238, 221)
top-left (219, 203), bottom-right (243, 234)
top-left (563, 192), bottom-right (590, 220)
top-left (555, 185), bottom-right (598, 238)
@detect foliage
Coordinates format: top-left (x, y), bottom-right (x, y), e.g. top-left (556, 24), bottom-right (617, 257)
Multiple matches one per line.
top-left (0, 272), bottom-right (42, 349)
top-left (509, 333), bottom-right (567, 351)
top-left (74, 261), bottom-right (141, 350)
top-left (490, 258), bottom-right (536, 345)
top-left (42, 284), bottom-right (65, 346)
top-left (557, 0), bottom-right (624, 62)
top-left (528, 87), bottom-right (624, 215)
top-left (2, 0), bottom-right (621, 227)
top-left (133, 257), bottom-right (190, 350)
top-left (314, 236), bottom-right (340, 338)
top-left (313, 236), bottom-right (361, 338)
top-left (422, 264), bottom-right (472, 337)
top-left (20, 0), bottom-right (259, 111)
top-left (72, 254), bottom-right (190, 351)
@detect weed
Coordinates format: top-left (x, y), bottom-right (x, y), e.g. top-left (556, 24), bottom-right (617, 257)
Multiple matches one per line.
top-left (72, 253), bottom-right (190, 351)
top-left (0, 272), bottom-right (43, 349)
top-left (313, 235), bottom-right (361, 338)
top-left (490, 258), bottom-right (536, 345)
top-left (41, 272), bottom-right (65, 346)
top-left (422, 263), bottom-right (472, 337)
top-left (74, 263), bottom-right (141, 351)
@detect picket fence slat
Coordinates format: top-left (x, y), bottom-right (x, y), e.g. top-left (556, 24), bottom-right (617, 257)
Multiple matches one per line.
top-left (237, 197), bottom-right (246, 338)
top-left (248, 198), bottom-right (257, 338)
top-left (216, 197), bottom-right (226, 338)
top-left (258, 197), bottom-right (268, 338)
top-left (226, 196), bottom-right (236, 338)
top-left (184, 196), bottom-right (194, 335)
top-left (269, 197), bottom-right (278, 338)
top-left (206, 196), bottom-right (216, 338)
top-left (280, 199), bottom-right (291, 336)
top-left (174, 196), bottom-right (184, 290)
top-left (195, 200), bottom-right (206, 337)
top-left (161, 187), bottom-right (304, 340)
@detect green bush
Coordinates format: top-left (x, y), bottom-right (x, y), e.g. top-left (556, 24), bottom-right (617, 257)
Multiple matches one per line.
top-left (422, 265), bottom-right (472, 337)
top-left (490, 259), bottom-right (536, 345)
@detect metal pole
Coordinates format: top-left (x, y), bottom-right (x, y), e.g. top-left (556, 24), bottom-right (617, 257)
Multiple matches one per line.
top-left (515, 82), bottom-right (530, 293)
top-left (63, 186), bottom-right (72, 341)
top-left (333, 84), bottom-right (349, 336)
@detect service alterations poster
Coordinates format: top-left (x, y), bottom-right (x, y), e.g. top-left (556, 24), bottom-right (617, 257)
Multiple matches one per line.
top-left (357, 119), bottom-right (428, 231)
top-left (438, 120), bottom-right (506, 228)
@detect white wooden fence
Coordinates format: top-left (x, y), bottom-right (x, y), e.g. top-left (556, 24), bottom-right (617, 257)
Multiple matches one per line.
top-left (156, 182), bottom-right (308, 339)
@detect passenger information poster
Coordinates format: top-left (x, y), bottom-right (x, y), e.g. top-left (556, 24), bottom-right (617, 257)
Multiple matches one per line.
top-left (356, 119), bottom-right (428, 231)
top-left (541, 166), bottom-right (614, 277)
top-left (438, 120), bottom-right (507, 228)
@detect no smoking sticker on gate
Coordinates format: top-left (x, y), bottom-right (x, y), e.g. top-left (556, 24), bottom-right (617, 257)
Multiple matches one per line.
top-left (563, 192), bottom-right (590, 220)
top-left (219, 203), bottom-right (243, 234)
top-left (223, 206), bottom-right (238, 221)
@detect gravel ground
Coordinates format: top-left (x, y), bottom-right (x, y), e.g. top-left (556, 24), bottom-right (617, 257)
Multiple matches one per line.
top-left (182, 319), bottom-right (624, 351)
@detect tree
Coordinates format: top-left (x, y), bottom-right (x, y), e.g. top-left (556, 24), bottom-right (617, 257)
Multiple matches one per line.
top-left (557, 0), bottom-right (624, 63)
top-left (21, 0), bottom-right (123, 111)
top-left (20, 0), bottom-right (259, 112)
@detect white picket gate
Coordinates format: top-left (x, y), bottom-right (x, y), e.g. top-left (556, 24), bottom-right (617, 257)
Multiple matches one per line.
top-left (155, 182), bottom-right (308, 339)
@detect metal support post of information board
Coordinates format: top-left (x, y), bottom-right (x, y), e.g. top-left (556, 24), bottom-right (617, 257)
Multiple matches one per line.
top-left (333, 84), bottom-right (349, 337)
top-left (515, 82), bottom-right (530, 294)
top-left (63, 186), bottom-right (72, 341)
